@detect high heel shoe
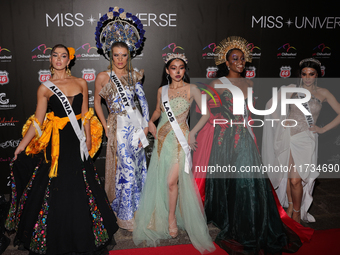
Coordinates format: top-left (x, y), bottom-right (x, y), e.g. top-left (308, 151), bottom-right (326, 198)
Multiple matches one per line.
top-left (169, 218), bottom-right (178, 238)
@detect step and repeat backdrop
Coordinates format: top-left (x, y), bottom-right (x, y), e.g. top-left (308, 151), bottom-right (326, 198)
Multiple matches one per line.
top-left (1, 0), bottom-right (339, 193)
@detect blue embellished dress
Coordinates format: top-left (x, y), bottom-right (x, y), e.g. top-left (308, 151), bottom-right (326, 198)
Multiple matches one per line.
top-left (99, 70), bottom-right (149, 230)
top-left (6, 93), bottom-right (118, 255)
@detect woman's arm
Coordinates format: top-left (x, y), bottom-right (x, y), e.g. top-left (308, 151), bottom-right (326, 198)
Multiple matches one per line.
top-left (310, 88), bottom-right (340, 134)
top-left (190, 84), bottom-right (210, 150)
top-left (14, 85), bottom-right (49, 159)
top-left (94, 72), bottom-right (108, 137)
top-left (148, 88), bottom-right (162, 138)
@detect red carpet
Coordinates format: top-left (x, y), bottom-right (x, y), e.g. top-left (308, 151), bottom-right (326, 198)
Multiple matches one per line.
top-left (110, 228), bottom-right (340, 255)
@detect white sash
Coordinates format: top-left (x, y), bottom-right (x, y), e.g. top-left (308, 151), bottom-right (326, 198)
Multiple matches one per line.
top-left (107, 71), bottom-right (149, 148)
top-left (297, 92), bottom-right (314, 128)
top-left (161, 85), bottom-right (191, 174)
top-left (218, 77), bottom-right (255, 140)
top-left (43, 80), bottom-right (89, 161)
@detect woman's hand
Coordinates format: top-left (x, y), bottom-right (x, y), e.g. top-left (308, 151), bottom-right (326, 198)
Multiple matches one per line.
top-left (189, 132), bottom-right (197, 151)
top-left (86, 138), bottom-right (92, 152)
top-left (149, 121), bottom-right (157, 139)
top-left (13, 144), bottom-right (25, 161)
top-left (309, 124), bottom-right (324, 134)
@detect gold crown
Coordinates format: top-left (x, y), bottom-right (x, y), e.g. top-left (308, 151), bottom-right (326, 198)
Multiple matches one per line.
top-left (215, 36), bottom-right (252, 66)
top-left (164, 53), bottom-right (188, 64)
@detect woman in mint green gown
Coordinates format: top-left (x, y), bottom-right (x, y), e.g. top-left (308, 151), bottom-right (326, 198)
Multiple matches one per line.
top-left (133, 54), bottom-right (215, 254)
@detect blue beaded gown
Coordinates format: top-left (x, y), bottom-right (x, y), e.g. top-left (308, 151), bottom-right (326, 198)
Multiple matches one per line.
top-left (6, 93), bottom-right (118, 255)
top-left (98, 70), bottom-right (149, 230)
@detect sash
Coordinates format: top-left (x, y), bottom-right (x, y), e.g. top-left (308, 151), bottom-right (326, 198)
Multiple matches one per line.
top-left (297, 92), bottom-right (314, 128)
top-left (43, 80), bottom-right (89, 161)
top-left (107, 71), bottom-right (149, 148)
top-left (218, 77), bottom-right (255, 140)
top-left (162, 85), bottom-right (191, 174)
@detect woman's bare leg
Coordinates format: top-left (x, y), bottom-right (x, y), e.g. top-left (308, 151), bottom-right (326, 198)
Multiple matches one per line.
top-left (167, 163), bottom-right (179, 237)
top-left (288, 152), bottom-right (302, 223)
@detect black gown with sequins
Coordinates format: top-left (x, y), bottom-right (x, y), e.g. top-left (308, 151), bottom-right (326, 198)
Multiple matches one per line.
top-left (6, 94), bottom-right (118, 255)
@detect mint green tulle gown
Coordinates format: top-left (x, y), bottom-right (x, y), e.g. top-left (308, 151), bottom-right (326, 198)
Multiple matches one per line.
top-left (133, 88), bottom-right (215, 254)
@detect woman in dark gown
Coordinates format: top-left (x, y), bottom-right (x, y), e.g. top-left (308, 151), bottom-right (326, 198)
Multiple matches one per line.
top-left (6, 44), bottom-right (118, 255)
top-left (204, 37), bottom-right (311, 255)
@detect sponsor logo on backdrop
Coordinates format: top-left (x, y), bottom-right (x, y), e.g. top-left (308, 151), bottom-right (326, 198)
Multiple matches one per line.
top-left (248, 43), bottom-right (261, 59)
top-left (0, 157), bottom-right (12, 162)
top-left (162, 43), bottom-right (185, 59)
top-left (312, 43), bottom-right (331, 58)
top-left (279, 66), bottom-right (291, 78)
top-left (321, 66), bottom-right (326, 77)
top-left (0, 139), bottom-right (21, 149)
top-left (0, 93), bottom-right (16, 110)
top-left (0, 46), bottom-right (12, 62)
top-left (277, 43), bottom-right (297, 58)
top-left (202, 43), bottom-right (217, 59)
top-left (246, 66), bottom-right (256, 79)
top-left (38, 70), bottom-right (51, 83)
top-left (46, 13), bottom-right (177, 27)
top-left (206, 67), bottom-right (218, 78)
top-left (327, 154), bottom-right (340, 164)
top-left (82, 69), bottom-right (96, 82)
top-left (0, 71), bottom-right (9, 85)
top-left (252, 16), bottom-right (340, 29)
top-left (0, 117), bottom-right (19, 127)
top-left (76, 43), bottom-right (100, 60)
top-left (32, 44), bottom-right (52, 61)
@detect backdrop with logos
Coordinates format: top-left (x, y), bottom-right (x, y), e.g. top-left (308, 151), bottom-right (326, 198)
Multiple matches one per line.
top-left (1, 0), bottom-right (339, 193)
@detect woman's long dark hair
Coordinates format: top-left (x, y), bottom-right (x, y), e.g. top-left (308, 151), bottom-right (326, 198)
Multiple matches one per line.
top-left (216, 48), bottom-right (246, 78)
top-left (298, 60), bottom-right (322, 78)
top-left (160, 58), bottom-right (190, 87)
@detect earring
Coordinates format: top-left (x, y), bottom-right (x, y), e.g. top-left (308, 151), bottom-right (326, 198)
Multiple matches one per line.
top-left (166, 74), bottom-right (170, 85)
top-left (227, 66), bottom-right (230, 71)
top-left (50, 67), bottom-right (54, 75)
top-left (66, 65), bottom-right (71, 76)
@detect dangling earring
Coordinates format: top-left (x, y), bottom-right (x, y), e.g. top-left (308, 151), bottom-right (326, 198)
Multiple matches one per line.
top-left (299, 78), bottom-right (303, 87)
top-left (66, 65), bottom-right (71, 76)
top-left (227, 66), bottom-right (230, 71)
top-left (50, 67), bottom-right (55, 75)
top-left (166, 74), bottom-right (170, 85)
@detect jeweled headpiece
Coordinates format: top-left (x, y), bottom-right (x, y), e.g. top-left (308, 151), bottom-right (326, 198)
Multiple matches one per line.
top-left (165, 53), bottom-right (188, 64)
top-left (95, 6), bottom-right (145, 59)
top-left (299, 58), bottom-right (321, 67)
top-left (215, 36), bottom-right (252, 65)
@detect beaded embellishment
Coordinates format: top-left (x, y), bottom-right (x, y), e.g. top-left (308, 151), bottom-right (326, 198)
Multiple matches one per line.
top-left (82, 167), bottom-right (109, 246)
top-left (6, 158), bottom-right (42, 231)
top-left (30, 178), bottom-right (51, 254)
